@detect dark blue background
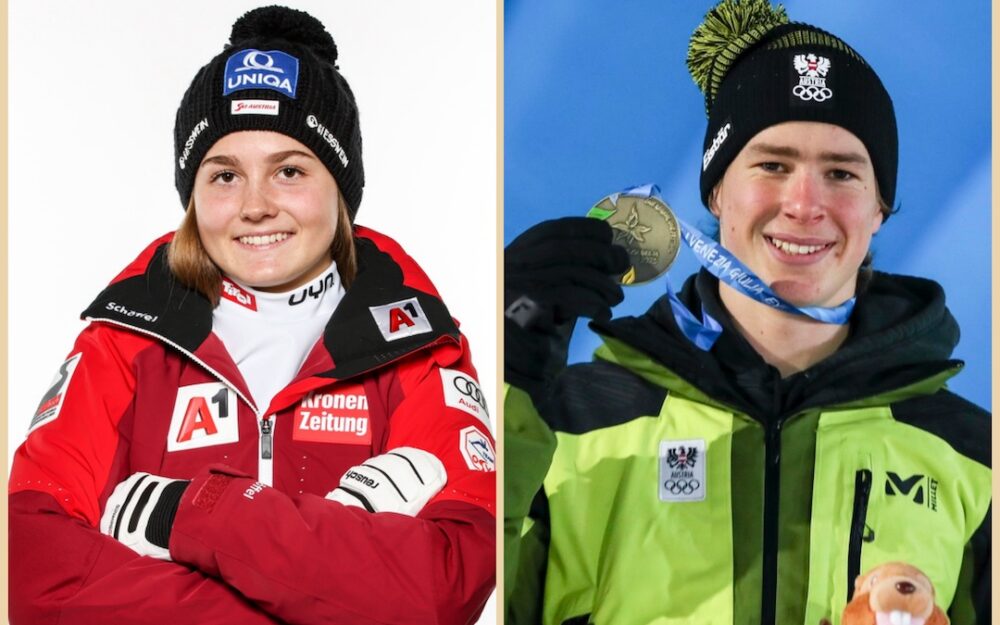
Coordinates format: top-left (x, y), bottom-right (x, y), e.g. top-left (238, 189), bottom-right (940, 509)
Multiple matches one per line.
top-left (505, 1), bottom-right (991, 410)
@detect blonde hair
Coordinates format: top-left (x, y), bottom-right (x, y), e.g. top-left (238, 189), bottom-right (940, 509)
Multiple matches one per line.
top-left (167, 196), bottom-right (357, 306)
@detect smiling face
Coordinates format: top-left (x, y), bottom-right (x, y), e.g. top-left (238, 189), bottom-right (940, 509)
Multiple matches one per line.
top-left (192, 131), bottom-right (340, 292)
top-left (710, 121), bottom-right (884, 307)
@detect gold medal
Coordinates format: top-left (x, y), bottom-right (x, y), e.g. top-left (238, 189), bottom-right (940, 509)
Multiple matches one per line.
top-left (587, 192), bottom-right (681, 285)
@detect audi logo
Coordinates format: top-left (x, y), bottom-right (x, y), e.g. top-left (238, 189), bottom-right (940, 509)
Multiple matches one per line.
top-left (663, 479), bottom-right (701, 495)
top-left (452, 376), bottom-right (487, 411)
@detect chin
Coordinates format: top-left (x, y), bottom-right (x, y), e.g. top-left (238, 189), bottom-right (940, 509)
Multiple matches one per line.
top-left (770, 280), bottom-right (828, 307)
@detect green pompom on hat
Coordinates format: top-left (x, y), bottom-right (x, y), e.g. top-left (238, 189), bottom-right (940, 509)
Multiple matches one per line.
top-left (688, 0), bottom-right (898, 212)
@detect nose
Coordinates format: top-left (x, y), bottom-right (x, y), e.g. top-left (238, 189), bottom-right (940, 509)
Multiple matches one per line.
top-left (782, 170), bottom-right (825, 224)
top-left (895, 581), bottom-right (916, 595)
top-left (239, 181), bottom-right (278, 221)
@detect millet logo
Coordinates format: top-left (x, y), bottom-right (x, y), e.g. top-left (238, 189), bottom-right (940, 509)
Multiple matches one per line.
top-left (885, 471), bottom-right (938, 511)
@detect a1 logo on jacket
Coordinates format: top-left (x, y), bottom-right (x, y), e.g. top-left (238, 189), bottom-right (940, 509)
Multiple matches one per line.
top-left (167, 383), bottom-right (239, 451)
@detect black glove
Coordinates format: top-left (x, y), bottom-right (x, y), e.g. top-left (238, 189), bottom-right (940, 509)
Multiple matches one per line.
top-left (504, 217), bottom-right (629, 401)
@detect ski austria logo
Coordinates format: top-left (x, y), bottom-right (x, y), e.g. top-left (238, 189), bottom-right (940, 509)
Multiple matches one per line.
top-left (29, 353), bottom-right (82, 432)
top-left (221, 278), bottom-right (257, 311)
top-left (792, 53), bottom-right (832, 102)
top-left (369, 297), bottom-right (433, 342)
top-left (459, 426), bottom-right (495, 472)
top-left (658, 439), bottom-right (706, 502)
top-left (293, 383), bottom-right (372, 445)
top-left (167, 383), bottom-right (239, 452)
top-left (231, 100), bottom-right (280, 116)
top-left (440, 369), bottom-right (490, 429)
top-left (223, 49), bottom-right (300, 98)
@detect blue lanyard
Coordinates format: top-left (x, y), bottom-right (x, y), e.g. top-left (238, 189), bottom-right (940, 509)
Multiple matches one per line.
top-left (620, 184), bottom-right (855, 350)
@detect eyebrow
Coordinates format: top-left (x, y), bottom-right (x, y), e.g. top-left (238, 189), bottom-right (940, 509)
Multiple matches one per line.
top-left (748, 143), bottom-right (869, 165)
top-left (199, 150), bottom-right (318, 168)
top-left (267, 150), bottom-right (318, 164)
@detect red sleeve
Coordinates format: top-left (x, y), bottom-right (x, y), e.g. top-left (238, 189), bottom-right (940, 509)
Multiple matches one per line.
top-left (168, 335), bottom-right (496, 625)
top-left (8, 325), bottom-right (281, 625)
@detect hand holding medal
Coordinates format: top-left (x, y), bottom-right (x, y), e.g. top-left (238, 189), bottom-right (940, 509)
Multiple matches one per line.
top-left (587, 184), bottom-right (855, 350)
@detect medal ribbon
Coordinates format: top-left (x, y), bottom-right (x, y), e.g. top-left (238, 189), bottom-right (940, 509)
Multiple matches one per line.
top-left (615, 184), bottom-right (855, 350)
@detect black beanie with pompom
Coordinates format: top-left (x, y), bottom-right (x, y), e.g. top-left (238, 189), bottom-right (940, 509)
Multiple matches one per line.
top-left (173, 6), bottom-right (364, 219)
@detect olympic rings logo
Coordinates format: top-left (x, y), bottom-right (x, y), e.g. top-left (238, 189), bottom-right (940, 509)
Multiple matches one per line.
top-left (793, 84), bottom-right (833, 102)
top-left (663, 479), bottom-right (701, 495)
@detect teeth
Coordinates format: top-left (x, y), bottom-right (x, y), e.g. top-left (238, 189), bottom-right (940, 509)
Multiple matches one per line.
top-left (768, 237), bottom-right (826, 255)
top-left (239, 233), bottom-right (289, 246)
top-left (889, 611), bottom-right (912, 625)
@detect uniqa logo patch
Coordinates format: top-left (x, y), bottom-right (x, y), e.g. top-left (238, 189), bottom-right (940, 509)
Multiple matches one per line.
top-left (658, 439), bottom-right (706, 502)
top-left (223, 49), bottom-right (300, 98)
top-left (293, 382), bottom-right (372, 445)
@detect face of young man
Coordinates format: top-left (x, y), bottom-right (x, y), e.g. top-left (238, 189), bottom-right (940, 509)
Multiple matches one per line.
top-left (711, 121), bottom-right (884, 308)
top-left (192, 131), bottom-right (340, 293)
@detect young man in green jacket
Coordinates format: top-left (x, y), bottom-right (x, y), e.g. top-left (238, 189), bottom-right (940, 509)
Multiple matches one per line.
top-left (503, 2), bottom-right (991, 624)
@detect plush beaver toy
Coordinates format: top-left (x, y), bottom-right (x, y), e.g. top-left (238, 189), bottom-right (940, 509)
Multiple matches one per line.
top-left (841, 562), bottom-right (949, 625)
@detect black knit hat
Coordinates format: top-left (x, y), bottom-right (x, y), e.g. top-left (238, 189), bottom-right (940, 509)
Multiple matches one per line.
top-left (689, 1), bottom-right (897, 210)
top-left (174, 6), bottom-right (364, 219)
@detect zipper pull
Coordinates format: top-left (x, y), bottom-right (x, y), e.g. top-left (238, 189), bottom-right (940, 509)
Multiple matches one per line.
top-left (261, 417), bottom-right (273, 460)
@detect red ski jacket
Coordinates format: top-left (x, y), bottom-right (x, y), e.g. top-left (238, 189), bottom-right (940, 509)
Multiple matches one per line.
top-left (9, 226), bottom-right (496, 625)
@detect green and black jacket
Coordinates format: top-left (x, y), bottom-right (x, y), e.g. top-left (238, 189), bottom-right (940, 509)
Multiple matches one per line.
top-left (505, 270), bottom-right (990, 625)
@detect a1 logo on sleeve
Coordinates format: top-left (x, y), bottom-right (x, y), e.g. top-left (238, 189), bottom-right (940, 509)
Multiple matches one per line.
top-left (29, 353), bottom-right (82, 432)
top-left (459, 426), bottom-right (496, 472)
top-left (440, 369), bottom-right (490, 429)
top-left (167, 383), bottom-right (239, 451)
top-left (369, 297), bottom-right (432, 342)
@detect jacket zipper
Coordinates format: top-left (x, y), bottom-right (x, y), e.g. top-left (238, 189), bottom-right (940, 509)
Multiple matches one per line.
top-left (258, 416), bottom-right (274, 486)
top-left (846, 468), bottom-right (873, 601)
top-left (760, 418), bottom-right (783, 625)
top-left (87, 317), bottom-right (275, 481)
top-left (91, 317), bottom-right (460, 489)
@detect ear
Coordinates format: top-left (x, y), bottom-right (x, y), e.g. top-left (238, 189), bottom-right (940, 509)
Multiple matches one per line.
top-left (853, 572), bottom-right (868, 596)
top-left (869, 203), bottom-right (883, 236)
top-left (708, 185), bottom-right (723, 219)
top-left (841, 592), bottom-right (876, 625)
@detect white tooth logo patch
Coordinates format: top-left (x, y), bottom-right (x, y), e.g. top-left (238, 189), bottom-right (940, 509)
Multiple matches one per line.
top-left (792, 53), bottom-right (832, 102)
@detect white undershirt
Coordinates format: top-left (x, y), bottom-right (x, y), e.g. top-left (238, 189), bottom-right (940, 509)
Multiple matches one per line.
top-left (212, 261), bottom-right (344, 414)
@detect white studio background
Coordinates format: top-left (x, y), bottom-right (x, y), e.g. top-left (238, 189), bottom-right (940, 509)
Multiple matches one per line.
top-left (8, 2), bottom-right (498, 623)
